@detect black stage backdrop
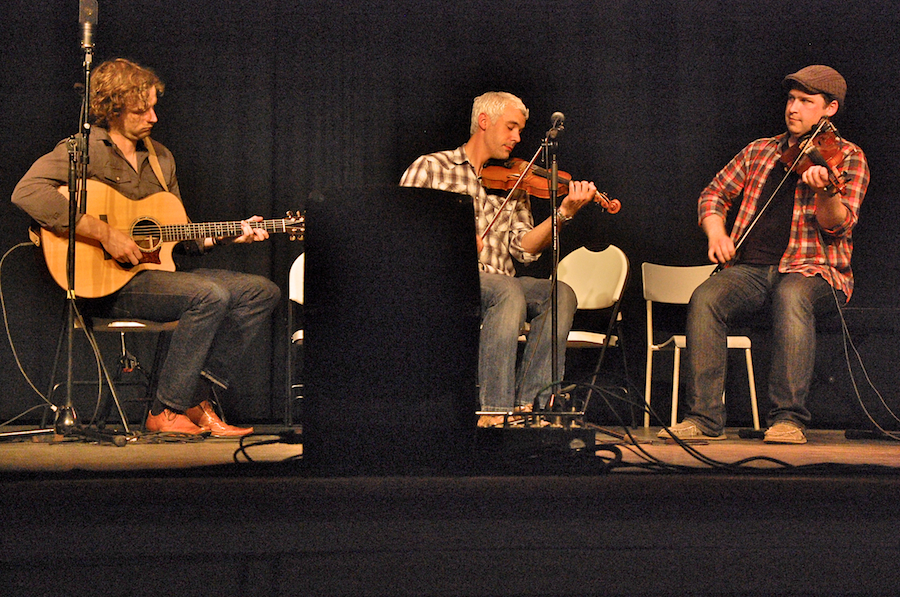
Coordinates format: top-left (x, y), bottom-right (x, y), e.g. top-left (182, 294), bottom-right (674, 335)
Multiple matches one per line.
top-left (1, 0), bottom-right (898, 426)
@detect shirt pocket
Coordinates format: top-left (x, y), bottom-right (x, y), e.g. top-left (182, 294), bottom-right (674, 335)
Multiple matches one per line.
top-left (95, 165), bottom-right (143, 199)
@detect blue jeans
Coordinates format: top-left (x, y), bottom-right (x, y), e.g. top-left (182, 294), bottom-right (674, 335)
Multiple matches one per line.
top-left (100, 268), bottom-right (280, 411)
top-left (478, 272), bottom-right (577, 412)
top-left (684, 265), bottom-right (843, 434)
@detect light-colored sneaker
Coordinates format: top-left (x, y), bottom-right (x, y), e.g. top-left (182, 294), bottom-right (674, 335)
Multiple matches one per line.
top-left (657, 420), bottom-right (726, 441)
top-left (764, 421), bottom-right (807, 444)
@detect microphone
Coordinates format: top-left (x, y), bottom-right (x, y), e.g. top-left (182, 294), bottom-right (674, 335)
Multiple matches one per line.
top-left (77, 425), bottom-right (129, 447)
top-left (547, 111), bottom-right (565, 139)
top-left (79, 0), bottom-right (98, 50)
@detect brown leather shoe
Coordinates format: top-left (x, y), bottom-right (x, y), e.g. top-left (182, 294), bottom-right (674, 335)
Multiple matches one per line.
top-left (477, 414), bottom-right (507, 428)
top-left (185, 400), bottom-right (253, 437)
top-left (146, 408), bottom-right (206, 435)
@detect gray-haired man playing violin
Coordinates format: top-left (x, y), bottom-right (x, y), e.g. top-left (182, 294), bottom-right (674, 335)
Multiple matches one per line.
top-left (660, 65), bottom-right (869, 444)
top-left (400, 91), bottom-right (596, 426)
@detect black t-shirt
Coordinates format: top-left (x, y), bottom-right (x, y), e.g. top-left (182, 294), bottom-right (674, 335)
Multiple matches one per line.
top-left (738, 161), bottom-right (798, 265)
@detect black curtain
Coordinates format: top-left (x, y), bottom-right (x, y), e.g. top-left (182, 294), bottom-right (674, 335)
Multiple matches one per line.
top-left (1, 0), bottom-right (897, 423)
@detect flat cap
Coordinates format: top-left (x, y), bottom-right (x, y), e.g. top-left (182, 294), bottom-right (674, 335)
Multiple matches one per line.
top-left (783, 65), bottom-right (846, 107)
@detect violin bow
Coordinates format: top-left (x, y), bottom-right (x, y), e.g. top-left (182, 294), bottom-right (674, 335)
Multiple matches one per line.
top-left (479, 145), bottom-right (544, 240)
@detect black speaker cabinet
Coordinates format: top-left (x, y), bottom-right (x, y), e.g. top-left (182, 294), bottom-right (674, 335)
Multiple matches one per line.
top-left (303, 186), bottom-right (481, 474)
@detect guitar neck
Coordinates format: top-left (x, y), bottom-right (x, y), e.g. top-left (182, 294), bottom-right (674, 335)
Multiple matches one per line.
top-left (161, 219), bottom-right (294, 242)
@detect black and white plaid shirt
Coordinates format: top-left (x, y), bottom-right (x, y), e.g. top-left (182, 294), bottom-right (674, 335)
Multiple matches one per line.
top-left (400, 145), bottom-right (539, 276)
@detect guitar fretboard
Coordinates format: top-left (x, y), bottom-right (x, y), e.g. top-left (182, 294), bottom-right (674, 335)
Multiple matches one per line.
top-left (133, 219), bottom-right (302, 242)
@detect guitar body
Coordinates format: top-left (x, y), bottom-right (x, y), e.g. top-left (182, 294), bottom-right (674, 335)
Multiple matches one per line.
top-left (41, 180), bottom-right (189, 298)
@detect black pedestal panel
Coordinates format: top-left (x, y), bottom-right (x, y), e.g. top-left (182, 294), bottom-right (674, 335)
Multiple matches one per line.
top-left (303, 186), bottom-right (481, 474)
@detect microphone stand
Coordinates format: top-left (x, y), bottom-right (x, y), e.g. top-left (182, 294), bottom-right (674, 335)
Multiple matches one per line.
top-left (538, 120), bottom-right (568, 424)
top-left (1, 2), bottom-right (129, 446)
top-left (477, 117), bottom-right (576, 429)
top-left (545, 137), bottom-right (560, 407)
top-left (55, 28), bottom-right (93, 436)
top-left (60, 4), bottom-right (132, 442)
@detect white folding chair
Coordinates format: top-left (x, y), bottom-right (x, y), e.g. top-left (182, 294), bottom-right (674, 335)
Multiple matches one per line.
top-left (285, 252), bottom-right (304, 426)
top-left (557, 245), bottom-right (629, 361)
top-left (642, 263), bottom-right (760, 430)
top-left (513, 246), bottom-right (631, 413)
top-left (558, 245), bottom-right (630, 415)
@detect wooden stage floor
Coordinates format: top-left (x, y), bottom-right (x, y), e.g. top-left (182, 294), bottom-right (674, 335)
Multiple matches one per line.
top-left (0, 424), bottom-right (897, 475)
top-left (3, 424), bottom-right (900, 596)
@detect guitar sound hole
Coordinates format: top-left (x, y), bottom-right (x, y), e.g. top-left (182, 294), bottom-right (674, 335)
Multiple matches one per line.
top-left (132, 217), bottom-right (163, 252)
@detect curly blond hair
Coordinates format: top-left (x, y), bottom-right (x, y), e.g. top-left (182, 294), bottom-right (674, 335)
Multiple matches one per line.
top-left (90, 59), bottom-right (164, 127)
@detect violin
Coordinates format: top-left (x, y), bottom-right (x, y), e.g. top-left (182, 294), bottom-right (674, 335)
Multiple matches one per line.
top-left (481, 157), bottom-right (622, 214)
top-left (779, 120), bottom-right (848, 195)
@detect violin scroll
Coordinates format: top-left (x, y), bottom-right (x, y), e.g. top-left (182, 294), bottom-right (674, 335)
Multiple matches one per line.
top-left (596, 191), bottom-right (621, 214)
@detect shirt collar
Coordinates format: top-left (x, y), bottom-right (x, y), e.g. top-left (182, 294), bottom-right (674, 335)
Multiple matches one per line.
top-left (451, 145), bottom-right (472, 167)
top-left (95, 127), bottom-right (149, 150)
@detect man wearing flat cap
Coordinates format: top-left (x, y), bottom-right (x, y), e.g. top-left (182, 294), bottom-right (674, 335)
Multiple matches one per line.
top-left (659, 65), bottom-right (869, 444)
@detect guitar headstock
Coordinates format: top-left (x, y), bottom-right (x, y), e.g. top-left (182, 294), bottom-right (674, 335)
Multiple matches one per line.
top-left (285, 211), bottom-right (305, 241)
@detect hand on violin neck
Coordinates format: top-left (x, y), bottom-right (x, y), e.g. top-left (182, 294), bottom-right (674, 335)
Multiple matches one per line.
top-left (806, 163), bottom-right (848, 227)
top-left (801, 165), bottom-right (835, 196)
top-left (562, 180), bottom-right (597, 216)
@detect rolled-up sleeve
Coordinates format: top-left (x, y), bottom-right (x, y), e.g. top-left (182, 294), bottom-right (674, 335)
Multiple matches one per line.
top-left (12, 140), bottom-right (75, 233)
top-left (818, 143), bottom-right (868, 240)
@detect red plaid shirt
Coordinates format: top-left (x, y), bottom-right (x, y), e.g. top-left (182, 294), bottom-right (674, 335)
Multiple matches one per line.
top-left (698, 132), bottom-right (869, 300)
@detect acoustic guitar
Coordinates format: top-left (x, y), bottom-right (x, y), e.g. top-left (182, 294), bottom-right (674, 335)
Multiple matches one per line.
top-left (38, 180), bottom-right (304, 298)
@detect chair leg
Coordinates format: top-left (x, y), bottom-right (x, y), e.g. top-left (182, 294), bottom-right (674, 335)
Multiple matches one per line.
top-left (97, 332), bottom-right (149, 428)
top-left (286, 307), bottom-right (294, 427)
top-left (660, 345), bottom-right (760, 432)
top-left (612, 328), bottom-right (638, 428)
top-left (582, 334), bottom-right (627, 419)
top-left (671, 347), bottom-right (682, 427)
top-left (644, 350), bottom-right (654, 428)
top-left (200, 369), bottom-right (229, 422)
top-left (81, 325), bottom-right (132, 434)
top-left (286, 338), bottom-right (304, 428)
top-left (745, 348), bottom-right (760, 430)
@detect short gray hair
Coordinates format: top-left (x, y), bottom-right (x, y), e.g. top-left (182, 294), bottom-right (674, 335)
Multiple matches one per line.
top-left (470, 92), bottom-right (529, 135)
